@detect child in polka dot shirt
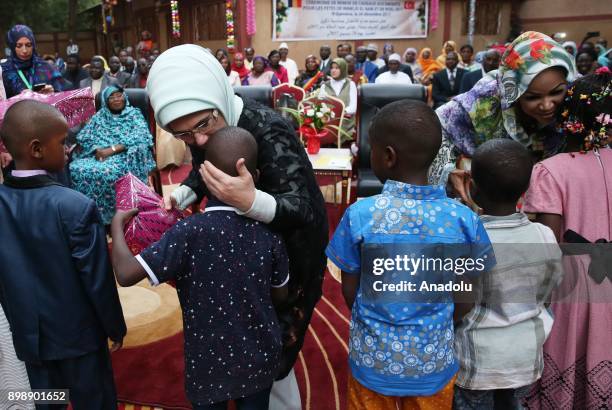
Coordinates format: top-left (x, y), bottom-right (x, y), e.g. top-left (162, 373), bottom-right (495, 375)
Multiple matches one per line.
top-left (111, 127), bottom-right (289, 408)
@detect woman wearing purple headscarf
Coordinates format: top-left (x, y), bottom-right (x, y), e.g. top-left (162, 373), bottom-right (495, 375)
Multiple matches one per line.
top-left (242, 56), bottom-right (280, 86)
top-left (1, 25), bottom-right (65, 98)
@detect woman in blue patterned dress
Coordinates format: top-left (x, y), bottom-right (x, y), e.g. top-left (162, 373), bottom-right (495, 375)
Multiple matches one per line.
top-left (69, 85), bottom-right (155, 224)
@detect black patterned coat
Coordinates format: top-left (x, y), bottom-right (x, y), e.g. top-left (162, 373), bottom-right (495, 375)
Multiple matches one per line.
top-left (182, 97), bottom-right (329, 378)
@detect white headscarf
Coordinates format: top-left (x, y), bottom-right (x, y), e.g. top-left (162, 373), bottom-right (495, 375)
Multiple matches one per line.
top-left (146, 44), bottom-right (244, 130)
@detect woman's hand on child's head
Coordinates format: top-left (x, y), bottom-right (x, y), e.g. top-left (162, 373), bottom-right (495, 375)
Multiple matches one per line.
top-left (200, 158), bottom-right (256, 212)
top-left (111, 208), bottom-right (139, 230)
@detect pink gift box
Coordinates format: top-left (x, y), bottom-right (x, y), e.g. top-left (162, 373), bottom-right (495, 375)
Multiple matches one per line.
top-left (115, 173), bottom-right (184, 255)
top-left (0, 88), bottom-right (96, 129)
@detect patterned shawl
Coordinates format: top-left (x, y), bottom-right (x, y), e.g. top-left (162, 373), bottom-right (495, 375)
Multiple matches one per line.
top-left (437, 31), bottom-right (577, 156)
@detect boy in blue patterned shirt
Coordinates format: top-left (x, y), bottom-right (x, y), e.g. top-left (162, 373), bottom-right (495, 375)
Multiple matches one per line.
top-left (326, 100), bottom-right (495, 409)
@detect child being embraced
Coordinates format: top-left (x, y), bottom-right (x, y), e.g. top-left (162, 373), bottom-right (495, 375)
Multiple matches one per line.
top-left (453, 139), bottom-right (563, 409)
top-left (326, 100), bottom-right (494, 410)
top-left (111, 126), bottom-right (289, 410)
top-left (0, 100), bottom-right (126, 409)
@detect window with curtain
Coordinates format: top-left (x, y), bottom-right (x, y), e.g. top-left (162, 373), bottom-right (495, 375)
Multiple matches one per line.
top-left (193, 0), bottom-right (226, 41)
top-left (462, 0), bottom-right (502, 35)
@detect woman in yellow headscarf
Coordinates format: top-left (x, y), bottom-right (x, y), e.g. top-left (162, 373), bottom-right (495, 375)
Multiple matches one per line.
top-left (436, 40), bottom-right (463, 65)
top-left (417, 47), bottom-right (444, 105)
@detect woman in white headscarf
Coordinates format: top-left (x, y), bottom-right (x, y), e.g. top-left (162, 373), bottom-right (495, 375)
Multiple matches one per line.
top-left (145, 44), bottom-right (328, 409)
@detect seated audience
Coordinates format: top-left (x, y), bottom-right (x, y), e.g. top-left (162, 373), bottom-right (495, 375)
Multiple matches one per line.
top-left (458, 44), bottom-right (482, 72)
top-left (62, 53), bottom-right (89, 90)
top-left (108, 55), bottom-right (131, 88)
top-left (459, 49), bottom-right (501, 94)
top-left (279, 42), bottom-right (299, 84)
top-left (319, 45), bottom-right (332, 75)
top-left (124, 56), bottom-right (136, 76)
top-left (562, 41), bottom-right (578, 57)
top-left (231, 52), bottom-right (251, 84)
top-left (220, 55), bottom-right (241, 86)
top-left (244, 47), bottom-right (255, 70)
top-left (436, 40), bottom-right (462, 66)
top-left (268, 50), bottom-right (289, 84)
top-left (128, 57), bottom-right (149, 88)
top-left (432, 51), bottom-right (465, 109)
top-left (69, 86), bottom-right (155, 225)
top-left (295, 55), bottom-right (325, 91)
top-left (366, 43), bottom-right (386, 69)
top-left (576, 48), bottom-right (598, 76)
top-left (322, 58), bottom-right (357, 141)
top-left (242, 56), bottom-right (279, 86)
top-left (79, 57), bottom-right (117, 96)
top-left (355, 46), bottom-right (379, 83)
top-left (345, 54), bottom-right (368, 85)
top-left (402, 47), bottom-right (422, 82)
top-left (375, 53), bottom-right (412, 85)
top-left (417, 47), bottom-right (443, 85)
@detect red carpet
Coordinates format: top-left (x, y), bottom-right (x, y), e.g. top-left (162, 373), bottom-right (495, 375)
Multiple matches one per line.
top-left (113, 165), bottom-right (350, 409)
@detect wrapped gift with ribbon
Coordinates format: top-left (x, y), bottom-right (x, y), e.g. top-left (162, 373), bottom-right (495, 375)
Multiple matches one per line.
top-left (115, 173), bottom-right (184, 254)
top-left (0, 87), bottom-right (96, 129)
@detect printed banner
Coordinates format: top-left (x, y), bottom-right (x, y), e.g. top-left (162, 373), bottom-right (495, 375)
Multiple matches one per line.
top-left (273, 0), bottom-right (428, 41)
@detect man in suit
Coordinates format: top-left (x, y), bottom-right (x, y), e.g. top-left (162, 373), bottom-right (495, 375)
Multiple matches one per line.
top-left (79, 58), bottom-right (117, 96)
top-left (107, 55), bottom-right (131, 88)
top-left (459, 49), bottom-right (501, 94)
top-left (319, 45), bottom-right (332, 75)
top-left (432, 51), bottom-right (465, 109)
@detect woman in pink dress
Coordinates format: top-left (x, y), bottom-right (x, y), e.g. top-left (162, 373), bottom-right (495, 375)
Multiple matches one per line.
top-left (522, 69), bottom-right (612, 409)
top-left (242, 56), bottom-right (279, 87)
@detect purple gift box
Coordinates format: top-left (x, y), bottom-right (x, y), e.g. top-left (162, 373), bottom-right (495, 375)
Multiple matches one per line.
top-left (0, 88), bottom-right (96, 129)
top-left (115, 173), bottom-right (184, 255)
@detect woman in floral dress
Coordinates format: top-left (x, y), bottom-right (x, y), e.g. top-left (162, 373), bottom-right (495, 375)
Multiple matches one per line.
top-left (429, 32), bottom-right (576, 187)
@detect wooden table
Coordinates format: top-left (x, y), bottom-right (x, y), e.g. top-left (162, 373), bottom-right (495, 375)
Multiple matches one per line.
top-left (307, 148), bottom-right (353, 214)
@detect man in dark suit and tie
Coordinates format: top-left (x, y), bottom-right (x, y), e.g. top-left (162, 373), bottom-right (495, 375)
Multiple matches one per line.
top-left (459, 49), bottom-right (502, 94)
top-left (319, 45), bottom-right (332, 75)
top-left (432, 51), bottom-right (465, 109)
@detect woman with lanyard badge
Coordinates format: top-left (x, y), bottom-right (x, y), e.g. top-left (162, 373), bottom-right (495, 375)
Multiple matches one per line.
top-left (1, 25), bottom-right (65, 98)
top-left (147, 45), bottom-right (328, 409)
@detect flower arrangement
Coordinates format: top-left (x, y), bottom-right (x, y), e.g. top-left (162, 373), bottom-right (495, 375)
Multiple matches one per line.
top-left (171, 0), bottom-right (181, 38)
top-left (283, 96), bottom-right (350, 154)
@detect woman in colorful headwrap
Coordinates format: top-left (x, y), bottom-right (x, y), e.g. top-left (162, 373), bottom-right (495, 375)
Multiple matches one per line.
top-left (144, 44), bottom-right (327, 408)
top-left (69, 85), bottom-right (155, 224)
top-left (522, 68), bottom-right (611, 410)
top-left (242, 56), bottom-right (280, 86)
top-left (436, 40), bottom-right (463, 66)
top-left (230, 52), bottom-right (250, 83)
top-left (430, 31), bottom-right (577, 186)
top-left (322, 57), bottom-right (357, 141)
top-left (417, 47), bottom-right (443, 84)
top-left (1, 24), bottom-right (65, 98)
top-left (294, 55), bottom-right (325, 91)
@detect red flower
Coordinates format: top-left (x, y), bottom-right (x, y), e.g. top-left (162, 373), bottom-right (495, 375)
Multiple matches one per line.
top-left (504, 48), bottom-right (524, 70)
top-left (530, 39), bottom-right (553, 60)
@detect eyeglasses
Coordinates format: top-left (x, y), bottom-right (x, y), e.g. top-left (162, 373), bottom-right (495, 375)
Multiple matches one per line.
top-left (171, 110), bottom-right (219, 141)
